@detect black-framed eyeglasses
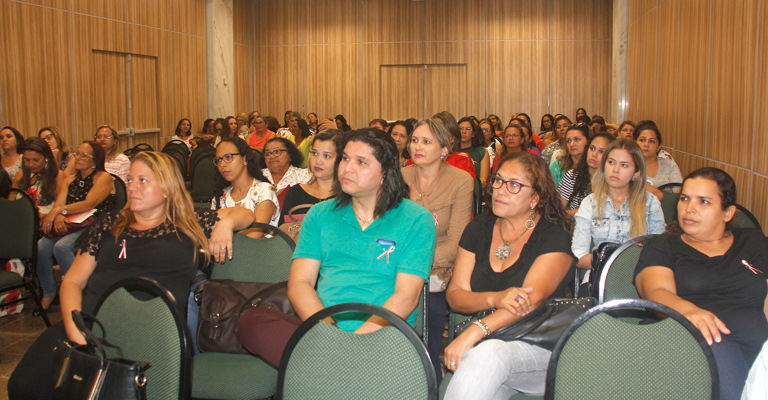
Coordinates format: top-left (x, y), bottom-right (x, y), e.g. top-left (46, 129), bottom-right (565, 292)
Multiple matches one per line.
top-left (213, 153), bottom-right (241, 166)
top-left (491, 176), bottom-right (533, 194)
top-left (264, 149), bottom-right (287, 158)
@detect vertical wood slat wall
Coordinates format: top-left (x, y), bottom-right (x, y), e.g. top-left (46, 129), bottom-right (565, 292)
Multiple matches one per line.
top-left (238, 0), bottom-right (613, 129)
top-left (625, 0), bottom-right (768, 229)
top-left (0, 0), bottom-right (207, 152)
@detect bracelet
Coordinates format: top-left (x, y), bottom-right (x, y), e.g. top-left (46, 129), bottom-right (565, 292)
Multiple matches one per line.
top-left (473, 319), bottom-right (491, 337)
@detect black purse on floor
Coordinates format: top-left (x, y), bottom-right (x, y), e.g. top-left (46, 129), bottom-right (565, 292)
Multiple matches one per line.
top-left (52, 311), bottom-right (151, 400)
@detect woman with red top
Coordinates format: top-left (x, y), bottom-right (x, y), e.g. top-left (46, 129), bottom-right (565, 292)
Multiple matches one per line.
top-left (246, 115), bottom-right (276, 154)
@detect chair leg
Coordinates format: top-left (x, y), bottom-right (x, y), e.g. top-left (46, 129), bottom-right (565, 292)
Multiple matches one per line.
top-left (26, 283), bottom-right (51, 327)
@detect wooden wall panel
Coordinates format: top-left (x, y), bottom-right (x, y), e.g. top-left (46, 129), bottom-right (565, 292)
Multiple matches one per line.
top-left (362, 0), bottom-right (422, 43)
top-left (128, 55), bottom-right (160, 150)
top-left (424, 0), bottom-right (484, 41)
top-left (304, 0), bottom-right (360, 44)
top-left (705, 0), bottom-right (758, 168)
top-left (234, 44), bottom-right (251, 115)
top-left (487, 0), bottom-right (548, 40)
top-left (425, 42), bottom-right (485, 119)
top-left (754, 0), bottom-right (768, 175)
top-left (654, 0), bottom-right (678, 148)
top-left (252, 46), bottom-right (303, 118)
top-left (0, 1), bottom-right (73, 141)
top-left (89, 51), bottom-right (129, 145)
top-left (128, 0), bottom-right (170, 30)
top-left (674, 0), bottom-right (708, 157)
top-left (550, 41), bottom-right (611, 119)
top-left (72, 0), bottom-right (125, 21)
top-left (635, 7), bottom-right (657, 120)
top-left (625, 20), bottom-right (640, 122)
top-left (670, 151), bottom-right (705, 178)
top-left (487, 41), bottom-right (548, 122)
top-left (128, 25), bottom-right (173, 139)
top-left (551, 0), bottom-right (612, 40)
top-left (751, 175), bottom-right (768, 230)
top-left (707, 161), bottom-right (752, 207)
top-left (233, 0), bottom-right (250, 45)
top-left (15, 0), bottom-right (68, 10)
top-left (170, 0), bottom-right (205, 37)
top-left (426, 65), bottom-right (467, 120)
top-left (628, 0), bottom-right (641, 24)
top-left (252, 0), bottom-right (303, 46)
top-left (639, 0), bottom-right (658, 17)
top-left (305, 44), bottom-right (361, 127)
top-left (171, 33), bottom-right (207, 131)
top-left (380, 66), bottom-right (424, 121)
top-left (362, 42), bottom-right (422, 122)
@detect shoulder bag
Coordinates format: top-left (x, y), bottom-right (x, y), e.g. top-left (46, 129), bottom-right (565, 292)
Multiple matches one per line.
top-left (453, 297), bottom-right (597, 351)
top-left (52, 311), bottom-right (151, 400)
top-left (278, 203), bottom-right (315, 243)
top-left (195, 279), bottom-right (294, 353)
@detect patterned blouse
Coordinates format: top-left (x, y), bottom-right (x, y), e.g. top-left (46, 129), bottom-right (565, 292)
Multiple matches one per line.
top-left (211, 179), bottom-right (280, 226)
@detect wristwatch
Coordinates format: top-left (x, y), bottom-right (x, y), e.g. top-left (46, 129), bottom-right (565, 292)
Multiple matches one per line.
top-left (61, 205), bottom-right (68, 215)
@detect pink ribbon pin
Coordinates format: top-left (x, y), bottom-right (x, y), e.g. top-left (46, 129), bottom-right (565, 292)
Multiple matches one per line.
top-left (118, 239), bottom-right (127, 259)
top-left (377, 245), bottom-right (396, 264)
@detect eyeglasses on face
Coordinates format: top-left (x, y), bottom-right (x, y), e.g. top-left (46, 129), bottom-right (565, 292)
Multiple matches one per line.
top-left (95, 135), bottom-right (114, 140)
top-left (264, 149), bottom-right (287, 158)
top-left (491, 176), bottom-right (533, 194)
top-left (459, 126), bottom-right (474, 131)
top-left (73, 152), bottom-right (94, 159)
top-left (505, 134), bottom-right (522, 140)
top-left (213, 153), bottom-right (241, 166)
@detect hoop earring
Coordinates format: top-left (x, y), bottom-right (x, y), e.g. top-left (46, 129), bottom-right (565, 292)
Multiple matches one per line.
top-left (525, 208), bottom-right (536, 230)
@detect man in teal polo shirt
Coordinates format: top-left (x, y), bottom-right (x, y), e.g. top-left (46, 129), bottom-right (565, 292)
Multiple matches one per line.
top-left (288, 128), bottom-right (436, 333)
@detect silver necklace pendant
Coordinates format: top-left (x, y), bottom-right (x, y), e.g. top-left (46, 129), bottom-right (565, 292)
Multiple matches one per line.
top-left (496, 244), bottom-right (511, 260)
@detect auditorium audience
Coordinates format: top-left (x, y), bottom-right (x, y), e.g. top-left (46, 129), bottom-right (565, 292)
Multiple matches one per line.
top-left (558, 133), bottom-right (615, 215)
top-left (492, 124), bottom-right (529, 174)
top-left (335, 114), bottom-right (352, 132)
top-left (635, 167), bottom-right (767, 400)
top-left (307, 112), bottom-right (319, 134)
top-left (173, 118), bottom-right (196, 150)
top-left (387, 120), bottom-right (412, 167)
top-left (539, 113), bottom-right (554, 137)
top-left (8, 152), bottom-right (253, 400)
top-left (443, 152), bottom-right (575, 399)
top-left (280, 130), bottom-right (340, 225)
top-left (575, 107), bottom-right (587, 120)
top-left (487, 114), bottom-right (503, 137)
top-left (11, 138), bottom-right (66, 214)
top-left (402, 119), bottom-right (474, 380)
top-left (1, 126), bottom-right (23, 179)
top-left (369, 118), bottom-right (389, 131)
top-left (236, 113), bottom-right (249, 138)
top-left (294, 118), bottom-right (313, 168)
top-left (541, 115), bottom-right (571, 165)
top-left (634, 121), bottom-right (682, 201)
top-left (617, 120), bottom-right (636, 139)
top-left (458, 117), bottom-right (490, 186)
top-left (91, 126), bottom-right (130, 181)
top-left (37, 141), bottom-right (115, 314)
top-left (571, 139), bottom-right (665, 273)
top-left (38, 126), bottom-right (70, 170)
top-left (433, 111), bottom-right (476, 179)
top-left (480, 118), bottom-right (501, 168)
top-left (550, 122), bottom-right (589, 189)
top-left (238, 128), bottom-right (436, 367)
top-left (246, 115), bottom-right (276, 154)
top-left (261, 137), bottom-right (311, 196)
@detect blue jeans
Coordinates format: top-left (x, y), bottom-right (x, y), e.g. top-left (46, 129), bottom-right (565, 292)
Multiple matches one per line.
top-left (36, 230), bottom-right (84, 298)
top-left (186, 270), bottom-right (207, 355)
top-left (710, 335), bottom-right (750, 400)
top-left (445, 340), bottom-right (551, 400)
top-left (428, 291), bottom-right (447, 381)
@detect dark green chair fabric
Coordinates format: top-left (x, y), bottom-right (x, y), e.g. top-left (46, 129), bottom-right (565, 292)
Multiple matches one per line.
top-left (110, 174), bottom-right (127, 211)
top-left (190, 153), bottom-right (216, 203)
top-left (597, 235), bottom-right (655, 304)
top-left (191, 224), bottom-right (295, 400)
top-left (277, 303), bottom-right (438, 400)
top-left (659, 190), bottom-right (680, 225)
top-left (733, 204), bottom-right (762, 232)
top-left (93, 277), bottom-right (191, 400)
top-left (0, 189), bottom-right (50, 326)
top-left (545, 299), bottom-right (718, 400)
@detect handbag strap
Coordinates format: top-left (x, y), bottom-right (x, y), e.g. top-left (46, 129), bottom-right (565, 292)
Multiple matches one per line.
top-left (286, 204), bottom-right (315, 222)
top-left (238, 281), bottom-right (289, 315)
top-left (72, 311), bottom-right (125, 360)
top-left (486, 299), bottom-right (555, 341)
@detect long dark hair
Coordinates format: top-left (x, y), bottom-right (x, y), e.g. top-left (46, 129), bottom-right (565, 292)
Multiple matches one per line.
top-left (332, 128), bottom-right (409, 218)
top-left (457, 116), bottom-right (487, 148)
top-left (1, 126), bottom-right (24, 153)
top-left (387, 120), bottom-right (413, 159)
top-left (665, 167), bottom-right (737, 235)
top-left (296, 118), bottom-right (311, 140)
top-left (212, 137), bottom-right (269, 208)
top-left (540, 114), bottom-right (554, 132)
top-left (493, 152), bottom-right (572, 234)
top-left (334, 115), bottom-right (352, 132)
top-left (19, 137), bottom-right (59, 205)
top-left (82, 141), bottom-right (106, 172)
top-left (175, 118), bottom-right (192, 138)
top-left (433, 111), bottom-right (461, 152)
top-left (568, 133), bottom-right (615, 207)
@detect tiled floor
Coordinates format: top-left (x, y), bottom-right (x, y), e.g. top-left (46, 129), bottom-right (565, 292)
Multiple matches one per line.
top-left (0, 299), bottom-right (61, 400)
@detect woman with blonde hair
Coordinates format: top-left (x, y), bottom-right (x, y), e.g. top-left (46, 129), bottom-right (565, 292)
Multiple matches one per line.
top-left (8, 151), bottom-right (253, 399)
top-left (571, 139), bottom-right (666, 272)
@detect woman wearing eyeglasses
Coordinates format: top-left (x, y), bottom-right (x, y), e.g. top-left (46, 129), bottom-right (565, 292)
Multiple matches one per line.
top-left (443, 152), bottom-right (575, 399)
top-left (38, 126), bottom-right (71, 170)
top-left (36, 141), bottom-right (115, 314)
top-left (212, 137), bottom-right (279, 233)
top-left (77, 126), bottom-right (131, 182)
top-left (246, 115), bottom-right (277, 154)
top-left (458, 117), bottom-right (490, 187)
top-left (262, 137), bottom-right (312, 199)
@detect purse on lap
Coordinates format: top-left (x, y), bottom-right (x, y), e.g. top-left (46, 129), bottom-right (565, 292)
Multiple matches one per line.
top-left (52, 311), bottom-right (151, 400)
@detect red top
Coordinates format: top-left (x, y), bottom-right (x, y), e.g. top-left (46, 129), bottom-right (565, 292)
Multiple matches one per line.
top-left (404, 151), bottom-right (476, 179)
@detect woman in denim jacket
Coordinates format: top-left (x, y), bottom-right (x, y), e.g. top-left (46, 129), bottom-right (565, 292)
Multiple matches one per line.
top-left (571, 139), bottom-right (665, 272)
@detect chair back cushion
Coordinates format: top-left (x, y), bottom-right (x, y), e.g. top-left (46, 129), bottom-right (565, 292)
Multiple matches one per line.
top-left (0, 194), bottom-right (36, 260)
top-left (212, 232), bottom-right (294, 283)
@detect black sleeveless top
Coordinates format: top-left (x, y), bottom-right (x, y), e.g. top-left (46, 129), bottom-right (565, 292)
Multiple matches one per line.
top-left (67, 172), bottom-right (116, 218)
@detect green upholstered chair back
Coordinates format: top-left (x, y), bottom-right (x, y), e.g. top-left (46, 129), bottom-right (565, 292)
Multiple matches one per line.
top-left (732, 204), bottom-right (762, 232)
top-left (110, 174), bottom-right (127, 211)
top-left (190, 153), bottom-right (216, 202)
top-left (659, 191), bottom-right (680, 225)
top-left (210, 224), bottom-right (295, 283)
top-left (545, 299), bottom-right (718, 400)
top-left (94, 277), bottom-right (191, 400)
top-left (0, 190), bottom-right (38, 260)
top-left (598, 235), bottom-right (655, 304)
top-left (277, 303), bottom-right (437, 400)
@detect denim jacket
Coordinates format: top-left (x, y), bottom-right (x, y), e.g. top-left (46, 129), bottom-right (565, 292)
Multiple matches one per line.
top-left (572, 192), bottom-right (666, 259)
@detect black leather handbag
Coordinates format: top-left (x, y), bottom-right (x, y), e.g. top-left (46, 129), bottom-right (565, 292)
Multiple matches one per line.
top-left (453, 297), bottom-right (597, 351)
top-left (52, 311), bottom-right (151, 400)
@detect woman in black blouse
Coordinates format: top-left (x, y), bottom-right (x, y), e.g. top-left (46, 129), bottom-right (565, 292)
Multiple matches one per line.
top-left (635, 167), bottom-right (768, 400)
top-left (443, 152), bottom-right (574, 399)
top-left (8, 152), bottom-right (253, 400)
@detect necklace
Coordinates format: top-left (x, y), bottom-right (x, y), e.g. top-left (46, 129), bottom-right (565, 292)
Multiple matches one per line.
top-left (354, 212), bottom-right (374, 227)
top-left (495, 219), bottom-right (529, 260)
top-left (414, 168), bottom-right (439, 200)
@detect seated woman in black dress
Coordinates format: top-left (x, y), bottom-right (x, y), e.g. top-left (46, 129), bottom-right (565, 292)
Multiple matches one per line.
top-left (8, 152), bottom-right (254, 400)
top-left (635, 167), bottom-right (768, 400)
top-left (443, 152), bottom-right (575, 399)
top-left (279, 130), bottom-right (341, 224)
